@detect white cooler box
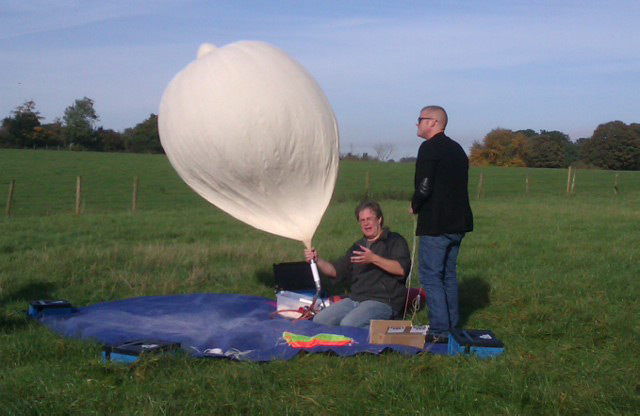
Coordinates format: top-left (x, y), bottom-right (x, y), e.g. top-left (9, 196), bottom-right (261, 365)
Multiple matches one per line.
top-left (276, 290), bottom-right (330, 319)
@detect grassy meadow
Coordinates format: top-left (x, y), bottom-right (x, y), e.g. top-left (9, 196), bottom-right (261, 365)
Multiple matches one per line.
top-left (1, 148), bottom-right (639, 415)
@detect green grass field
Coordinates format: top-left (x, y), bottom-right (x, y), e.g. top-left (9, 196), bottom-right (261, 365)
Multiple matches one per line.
top-left (1, 148), bottom-right (639, 415)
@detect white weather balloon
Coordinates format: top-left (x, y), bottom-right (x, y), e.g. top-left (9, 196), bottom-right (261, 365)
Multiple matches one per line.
top-left (158, 41), bottom-right (339, 248)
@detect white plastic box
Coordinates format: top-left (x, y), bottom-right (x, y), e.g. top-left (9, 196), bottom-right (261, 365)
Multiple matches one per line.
top-left (276, 291), bottom-right (329, 319)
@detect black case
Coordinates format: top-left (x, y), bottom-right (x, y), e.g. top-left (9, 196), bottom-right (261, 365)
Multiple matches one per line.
top-left (28, 299), bottom-right (74, 318)
top-left (102, 340), bottom-right (181, 363)
top-left (448, 329), bottom-right (505, 358)
top-left (273, 261), bottom-right (317, 293)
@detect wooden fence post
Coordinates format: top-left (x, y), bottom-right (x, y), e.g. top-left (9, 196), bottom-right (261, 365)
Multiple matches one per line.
top-left (614, 173), bottom-right (619, 195)
top-left (132, 176), bottom-right (139, 212)
top-left (75, 176), bottom-right (83, 215)
top-left (570, 169), bottom-right (577, 195)
top-left (566, 166), bottom-right (573, 194)
top-left (525, 174), bottom-right (530, 196)
top-left (476, 173), bottom-right (484, 199)
top-left (6, 179), bottom-right (15, 217)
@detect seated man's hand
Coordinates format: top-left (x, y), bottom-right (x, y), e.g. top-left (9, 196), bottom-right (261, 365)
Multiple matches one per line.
top-left (351, 245), bottom-right (377, 264)
top-left (304, 248), bottom-right (318, 263)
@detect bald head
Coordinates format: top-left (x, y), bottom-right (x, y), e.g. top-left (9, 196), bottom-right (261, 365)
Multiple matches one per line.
top-left (420, 106), bottom-right (448, 129)
top-left (417, 105), bottom-right (448, 140)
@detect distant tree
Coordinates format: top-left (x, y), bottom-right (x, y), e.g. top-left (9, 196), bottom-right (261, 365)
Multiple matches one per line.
top-left (526, 130), bottom-right (574, 168)
top-left (0, 125), bottom-right (8, 148)
top-left (469, 128), bottom-right (528, 167)
top-left (469, 141), bottom-right (488, 166)
top-left (627, 123), bottom-right (640, 169)
top-left (339, 152), bottom-right (360, 161)
top-left (97, 127), bottom-right (125, 152)
top-left (1, 100), bottom-right (43, 148)
top-left (515, 128), bottom-right (537, 138)
top-left (63, 97), bottom-right (100, 150)
top-left (399, 156), bottom-right (417, 163)
top-left (580, 121), bottom-right (640, 170)
top-left (123, 114), bottom-right (162, 153)
top-left (40, 120), bottom-right (65, 149)
top-left (565, 139), bottom-right (579, 166)
top-left (373, 143), bottom-right (395, 162)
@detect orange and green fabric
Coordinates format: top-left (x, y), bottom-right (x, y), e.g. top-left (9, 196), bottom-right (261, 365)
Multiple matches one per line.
top-left (282, 331), bottom-right (354, 348)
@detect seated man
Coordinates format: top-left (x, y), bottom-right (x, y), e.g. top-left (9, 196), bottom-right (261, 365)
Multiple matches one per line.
top-left (304, 200), bottom-right (411, 328)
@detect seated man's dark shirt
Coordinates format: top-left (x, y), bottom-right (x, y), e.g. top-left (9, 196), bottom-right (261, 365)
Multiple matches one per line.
top-left (332, 228), bottom-right (411, 314)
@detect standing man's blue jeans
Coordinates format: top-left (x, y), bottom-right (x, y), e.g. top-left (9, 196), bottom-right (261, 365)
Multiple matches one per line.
top-left (313, 298), bottom-right (393, 329)
top-left (419, 233), bottom-right (465, 332)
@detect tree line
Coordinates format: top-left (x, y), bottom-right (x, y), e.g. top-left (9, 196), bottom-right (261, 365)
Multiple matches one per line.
top-left (0, 98), bottom-right (162, 153)
top-left (470, 122), bottom-right (640, 170)
top-left (2, 98), bottom-right (639, 170)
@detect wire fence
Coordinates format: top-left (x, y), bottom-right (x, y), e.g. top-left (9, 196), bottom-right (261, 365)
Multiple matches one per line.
top-left (2, 149), bottom-right (639, 218)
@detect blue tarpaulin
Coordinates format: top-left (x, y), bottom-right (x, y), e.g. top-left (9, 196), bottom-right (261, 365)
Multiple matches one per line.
top-left (36, 293), bottom-right (447, 361)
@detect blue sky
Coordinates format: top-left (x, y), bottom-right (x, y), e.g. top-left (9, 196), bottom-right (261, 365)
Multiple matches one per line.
top-left (1, 0), bottom-right (638, 158)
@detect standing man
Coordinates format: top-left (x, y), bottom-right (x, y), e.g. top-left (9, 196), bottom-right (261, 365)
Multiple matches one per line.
top-left (410, 105), bottom-right (473, 338)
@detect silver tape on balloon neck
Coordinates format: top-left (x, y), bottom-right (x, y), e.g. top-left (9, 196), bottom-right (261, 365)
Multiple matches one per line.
top-left (309, 260), bottom-right (322, 293)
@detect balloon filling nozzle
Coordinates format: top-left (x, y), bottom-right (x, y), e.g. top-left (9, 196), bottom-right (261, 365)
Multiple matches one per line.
top-left (309, 260), bottom-right (322, 295)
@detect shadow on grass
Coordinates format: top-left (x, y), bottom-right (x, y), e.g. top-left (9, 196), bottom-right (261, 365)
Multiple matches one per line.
top-left (255, 268), bottom-right (276, 288)
top-left (458, 276), bottom-right (491, 328)
top-left (0, 281), bottom-right (57, 306)
top-left (0, 315), bottom-right (34, 333)
top-left (0, 281), bottom-right (57, 332)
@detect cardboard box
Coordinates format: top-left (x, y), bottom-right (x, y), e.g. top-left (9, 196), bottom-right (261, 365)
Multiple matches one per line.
top-left (369, 320), bottom-right (428, 349)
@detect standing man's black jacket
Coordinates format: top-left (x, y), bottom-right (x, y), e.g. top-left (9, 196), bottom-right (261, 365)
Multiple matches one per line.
top-left (411, 132), bottom-right (474, 236)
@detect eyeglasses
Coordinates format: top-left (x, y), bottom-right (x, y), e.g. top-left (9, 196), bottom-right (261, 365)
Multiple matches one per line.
top-left (417, 117), bottom-right (435, 124)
